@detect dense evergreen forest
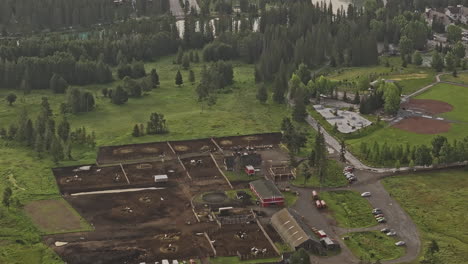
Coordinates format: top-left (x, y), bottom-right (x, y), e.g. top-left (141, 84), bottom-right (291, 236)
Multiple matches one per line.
top-left (0, 0), bottom-right (169, 33)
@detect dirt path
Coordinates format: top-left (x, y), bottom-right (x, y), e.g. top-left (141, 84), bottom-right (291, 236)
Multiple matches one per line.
top-left (70, 187), bottom-right (166, 196)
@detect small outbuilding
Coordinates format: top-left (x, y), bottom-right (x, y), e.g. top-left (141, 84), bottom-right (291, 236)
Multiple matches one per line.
top-left (249, 179), bottom-right (284, 207)
top-left (271, 208), bottom-right (324, 255)
top-left (320, 237), bottom-right (340, 251)
top-left (153, 174), bottom-right (168, 183)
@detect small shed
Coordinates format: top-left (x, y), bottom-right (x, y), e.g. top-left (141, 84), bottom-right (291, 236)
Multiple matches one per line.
top-left (154, 174), bottom-right (168, 183)
top-left (320, 237), bottom-right (340, 251)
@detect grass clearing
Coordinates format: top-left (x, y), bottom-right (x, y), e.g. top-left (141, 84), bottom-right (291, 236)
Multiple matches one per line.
top-left (415, 82), bottom-right (468, 122)
top-left (383, 169), bottom-right (468, 264)
top-left (440, 71), bottom-right (468, 84)
top-left (225, 188), bottom-right (254, 201)
top-left (24, 199), bottom-right (92, 234)
top-left (321, 191), bottom-right (376, 228)
top-left (292, 159), bottom-right (347, 188)
top-left (281, 191), bottom-right (298, 207)
top-left (344, 231), bottom-right (405, 261)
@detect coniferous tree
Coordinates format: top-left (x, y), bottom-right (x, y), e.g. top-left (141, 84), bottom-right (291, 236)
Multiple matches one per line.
top-left (132, 124), bottom-right (140, 137)
top-left (256, 84), bottom-right (268, 103)
top-left (111, 86), bottom-right (129, 105)
top-left (150, 69), bottom-right (160, 88)
top-left (5, 93), bottom-right (16, 106)
top-left (189, 70), bottom-right (195, 83)
top-left (175, 70), bottom-right (183, 86)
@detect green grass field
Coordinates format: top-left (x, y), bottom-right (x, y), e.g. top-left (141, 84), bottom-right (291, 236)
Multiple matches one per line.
top-left (292, 159), bottom-right (347, 188)
top-left (415, 83), bottom-right (468, 122)
top-left (281, 191), bottom-right (298, 207)
top-left (440, 71), bottom-right (468, 84)
top-left (321, 191), bottom-right (376, 228)
top-left (383, 169), bottom-right (468, 264)
top-left (344, 231), bottom-right (405, 261)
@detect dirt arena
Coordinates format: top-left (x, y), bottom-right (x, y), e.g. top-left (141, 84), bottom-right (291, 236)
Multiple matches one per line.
top-left (393, 117), bottom-right (451, 134)
top-left (401, 99), bottom-right (453, 115)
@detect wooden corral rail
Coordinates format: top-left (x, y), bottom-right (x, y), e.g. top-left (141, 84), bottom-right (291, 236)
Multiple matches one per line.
top-left (252, 210), bottom-right (281, 256)
top-left (204, 232), bottom-right (217, 256)
top-left (211, 138), bottom-right (224, 153)
top-left (177, 156), bottom-right (193, 180)
top-left (119, 163), bottom-right (131, 184)
top-left (209, 153), bottom-right (233, 189)
top-left (166, 141), bottom-right (177, 155)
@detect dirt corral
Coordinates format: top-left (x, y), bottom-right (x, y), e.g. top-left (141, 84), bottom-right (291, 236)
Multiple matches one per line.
top-left (182, 155), bottom-right (223, 180)
top-left (169, 138), bottom-right (217, 155)
top-left (97, 142), bottom-right (175, 164)
top-left (123, 160), bottom-right (184, 185)
top-left (66, 189), bottom-right (193, 229)
top-left (214, 133), bottom-right (282, 150)
top-left (393, 116), bottom-right (451, 134)
top-left (401, 99), bottom-right (453, 115)
top-left (52, 232), bottom-right (213, 264)
top-left (53, 165), bottom-right (129, 194)
top-left (208, 224), bottom-right (277, 259)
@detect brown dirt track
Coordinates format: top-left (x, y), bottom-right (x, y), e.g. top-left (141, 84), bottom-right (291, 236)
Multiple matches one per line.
top-left (393, 117), bottom-right (451, 134)
top-left (401, 99), bottom-right (453, 115)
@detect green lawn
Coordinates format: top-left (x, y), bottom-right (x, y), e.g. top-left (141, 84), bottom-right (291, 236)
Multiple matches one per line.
top-left (440, 71), bottom-right (468, 84)
top-left (292, 159), bottom-right (347, 188)
top-left (321, 191), bottom-right (376, 228)
top-left (225, 188), bottom-right (254, 201)
top-left (415, 82), bottom-right (468, 122)
top-left (383, 170), bottom-right (468, 264)
top-left (344, 231), bottom-right (405, 262)
top-left (224, 170), bottom-right (260, 182)
top-left (281, 191), bottom-right (298, 207)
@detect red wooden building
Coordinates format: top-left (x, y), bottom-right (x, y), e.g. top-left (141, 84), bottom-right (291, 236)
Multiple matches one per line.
top-left (249, 179), bottom-right (284, 207)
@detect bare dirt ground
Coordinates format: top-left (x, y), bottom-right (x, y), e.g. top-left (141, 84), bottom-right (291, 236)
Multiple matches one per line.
top-left (401, 98), bottom-right (453, 115)
top-left (208, 224), bottom-right (276, 258)
top-left (97, 142), bottom-right (176, 164)
top-left (214, 133), bottom-right (282, 150)
top-left (392, 116), bottom-right (451, 134)
top-left (169, 138), bottom-right (217, 155)
top-left (24, 199), bottom-right (86, 233)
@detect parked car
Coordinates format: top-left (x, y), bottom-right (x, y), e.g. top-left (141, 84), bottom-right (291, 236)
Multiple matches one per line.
top-left (361, 192), bottom-right (371, 197)
top-left (386, 231), bottom-right (397, 236)
top-left (374, 214), bottom-right (384, 218)
top-left (344, 166), bottom-right (354, 172)
top-left (377, 218), bottom-right (386, 223)
top-left (395, 241), bottom-right (406, 246)
top-left (380, 228), bottom-right (390, 233)
top-left (372, 209), bottom-right (383, 215)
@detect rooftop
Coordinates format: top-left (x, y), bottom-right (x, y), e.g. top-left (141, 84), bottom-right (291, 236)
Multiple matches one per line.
top-left (250, 179), bottom-right (283, 199)
top-left (271, 208), bottom-right (320, 248)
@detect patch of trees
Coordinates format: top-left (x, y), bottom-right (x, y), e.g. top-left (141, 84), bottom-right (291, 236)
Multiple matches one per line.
top-left (117, 61), bottom-right (146, 80)
top-left (359, 81), bottom-right (400, 116)
top-left (0, 97), bottom-right (95, 163)
top-left (146, 113), bottom-right (168, 134)
top-left (63, 88), bottom-right (95, 114)
top-left (281, 117), bottom-right (307, 154)
top-left (0, 0), bottom-right (169, 33)
top-left (359, 135), bottom-right (468, 167)
top-left (196, 61), bottom-right (233, 100)
top-left (0, 53), bottom-right (113, 91)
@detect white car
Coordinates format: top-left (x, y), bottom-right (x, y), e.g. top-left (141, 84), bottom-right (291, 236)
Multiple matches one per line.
top-left (395, 241), bottom-right (406, 246)
top-left (386, 231), bottom-right (397, 236)
top-left (361, 192), bottom-right (371, 197)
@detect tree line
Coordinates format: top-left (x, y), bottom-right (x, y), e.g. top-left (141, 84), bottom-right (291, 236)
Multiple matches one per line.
top-left (0, 0), bottom-right (169, 33)
top-left (359, 135), bottom-right (468, 167)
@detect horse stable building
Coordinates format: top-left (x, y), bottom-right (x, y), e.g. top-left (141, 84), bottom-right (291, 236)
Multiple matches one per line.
top-left (249, 179), bottom-right (284, 207)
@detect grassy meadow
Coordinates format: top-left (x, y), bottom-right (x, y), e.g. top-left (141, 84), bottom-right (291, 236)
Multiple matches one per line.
top-left (321, 191), bottom-right (376, 228)
top-left (383, 169), bottom-right (468, 264)
top-left (344, 231), bottom-right (405, 261)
